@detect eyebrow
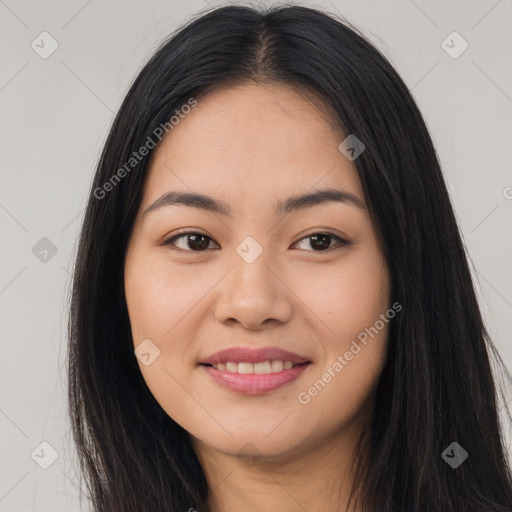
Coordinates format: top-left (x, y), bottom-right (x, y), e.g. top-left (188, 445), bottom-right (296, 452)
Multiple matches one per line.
top-left (143, 188), bottom-right (366, 218)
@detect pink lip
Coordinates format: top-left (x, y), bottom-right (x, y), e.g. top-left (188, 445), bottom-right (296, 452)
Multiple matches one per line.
top-left (200, 346), bottom-right (310, 365)
top-left (202, 363), bottom-right (311, 395)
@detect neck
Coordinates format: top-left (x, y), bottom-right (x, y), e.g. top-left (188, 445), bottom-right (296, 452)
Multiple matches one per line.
top-left (192, 422), bottom-right (367, 512)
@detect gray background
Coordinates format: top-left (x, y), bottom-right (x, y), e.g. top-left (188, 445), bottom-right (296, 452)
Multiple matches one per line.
top-left (1, 0), bottom-right (511, 510)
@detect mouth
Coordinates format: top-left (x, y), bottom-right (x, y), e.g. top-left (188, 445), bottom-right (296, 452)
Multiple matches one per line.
top-left (198, 346), bottom-right (312, 395)
top-left (200, 361), bottom-right (311, 395)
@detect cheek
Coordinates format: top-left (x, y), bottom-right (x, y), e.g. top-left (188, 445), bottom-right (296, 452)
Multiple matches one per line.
top-left (125, 253), bottom-right (206, 342)
top-left (124, 253), bottom-right (205, 427)
top-left (296, 250), bottom-right (390, 424)
top-left (294, 247), bottom-right (390, 344)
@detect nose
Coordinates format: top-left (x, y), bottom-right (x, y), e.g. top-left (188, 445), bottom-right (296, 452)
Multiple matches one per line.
top-left (213, 250), bottom-right (293, 330)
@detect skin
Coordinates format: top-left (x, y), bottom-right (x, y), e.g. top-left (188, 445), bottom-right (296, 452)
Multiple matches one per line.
top-left (124, 82), bottom-right (391, 512)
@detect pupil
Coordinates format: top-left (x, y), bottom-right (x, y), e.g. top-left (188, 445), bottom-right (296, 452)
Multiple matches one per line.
top-left (188, 234), bottom-right (209, 250)
top-left (310, 234), bottom-right (330, 250)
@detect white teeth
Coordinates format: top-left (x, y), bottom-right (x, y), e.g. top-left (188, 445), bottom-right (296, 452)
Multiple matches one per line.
top-left (238, 362), bottom-right (253, 374)
top-left (212, 360), bottom-right (298, 374)
top-left (226, 361), bottom-right (238, 372)
top-left (254, 361), bottom-right (271, 374)
top-left (270, 360), bottom-right (283, 372)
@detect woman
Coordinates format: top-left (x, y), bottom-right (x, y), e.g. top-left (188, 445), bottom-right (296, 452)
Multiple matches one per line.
top-left (67, 4), bottom-right (512, 511)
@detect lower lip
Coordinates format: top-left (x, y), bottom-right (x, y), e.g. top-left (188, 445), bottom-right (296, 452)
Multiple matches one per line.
top-left (201, 363), bottom-right (311, 395)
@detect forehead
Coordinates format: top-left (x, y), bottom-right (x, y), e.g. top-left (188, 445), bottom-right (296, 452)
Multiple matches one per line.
top-left (142, 82), bottom-right (364, 209)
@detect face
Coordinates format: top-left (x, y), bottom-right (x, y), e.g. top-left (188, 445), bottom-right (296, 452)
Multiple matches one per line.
top-left (124, 82), bottom-right (391, 462)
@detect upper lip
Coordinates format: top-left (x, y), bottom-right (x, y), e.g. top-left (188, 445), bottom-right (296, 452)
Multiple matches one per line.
top-left (200, 346), bottom-right (311, 365)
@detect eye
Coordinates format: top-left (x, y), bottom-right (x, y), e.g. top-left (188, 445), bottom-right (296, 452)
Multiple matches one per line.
top-left (293, 232), bottom-right (351, 252)
top-left (162, 231), bottom-right (218, 252)
top-left (162, 230), bottom-right (350, 253)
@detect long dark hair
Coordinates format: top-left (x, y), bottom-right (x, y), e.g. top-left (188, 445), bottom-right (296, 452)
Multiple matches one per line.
top-left (67, 3), bottom-right (512, 511)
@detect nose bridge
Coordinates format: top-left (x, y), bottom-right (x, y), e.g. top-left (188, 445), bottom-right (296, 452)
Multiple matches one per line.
top-left (230, 235), bottom-right (275, 301)
top-left (213, 235), bottom-right (292, 328)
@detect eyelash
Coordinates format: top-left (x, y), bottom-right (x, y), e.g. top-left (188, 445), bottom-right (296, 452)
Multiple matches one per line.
top-left (161, 230), bottom-right (351, 253)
